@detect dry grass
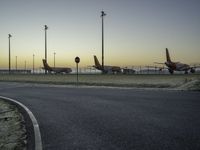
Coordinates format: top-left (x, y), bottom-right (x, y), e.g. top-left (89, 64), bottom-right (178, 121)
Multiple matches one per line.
top-left (0, 74), bottom-right (200, 90)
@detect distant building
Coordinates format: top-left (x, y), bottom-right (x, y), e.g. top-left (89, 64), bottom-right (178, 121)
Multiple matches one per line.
top-left (0, 69), bottom-right (31, 74)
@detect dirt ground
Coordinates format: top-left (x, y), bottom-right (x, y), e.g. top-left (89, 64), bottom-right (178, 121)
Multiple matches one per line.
top-left (0, 99), bottom-right (27, 150)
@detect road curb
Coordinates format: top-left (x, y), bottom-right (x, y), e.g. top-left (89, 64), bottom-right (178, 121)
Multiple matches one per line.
top-left (0, 96), bottom-right (43, 150)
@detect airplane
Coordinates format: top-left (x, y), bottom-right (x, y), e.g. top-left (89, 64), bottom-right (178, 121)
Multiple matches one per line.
top-left (155, 48), bottom-right (198, 74)
top-left (42, 59), bottom-right (72, 74)
top-left (93, 55), bottom-right (121, 74)
top-left (122, 68), bottom-right (135, 74)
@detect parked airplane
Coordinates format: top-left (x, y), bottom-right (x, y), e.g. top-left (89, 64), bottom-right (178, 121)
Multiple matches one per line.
top-left (42, 59), bottom-right (72, 74)
top-left (155, 48), bottom-right (197, 74)
top-left (93, 55), bottom-right (121, 73)
top-left (122, 68), bottom-right (135, 74)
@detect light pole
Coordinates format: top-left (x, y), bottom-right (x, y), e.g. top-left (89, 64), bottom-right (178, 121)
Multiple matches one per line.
top-left (101, 11), bottom-right (106, 73)
top-left (8, 34), bottom-right (12, 73)
top-left (25, 61), bottom-right (26, 71)
top-left (44, 25), bottom-right (48, 74)
top-left (53, 52), bottom-right (56, 68)
top-left (15, 56), bottom-right (17, 71)
top-left (33, 54), bottom-right (35, 74)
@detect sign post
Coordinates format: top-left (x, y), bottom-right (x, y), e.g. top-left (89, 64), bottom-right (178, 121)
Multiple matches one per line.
top-left (75, 57), bottom-right (80, 86)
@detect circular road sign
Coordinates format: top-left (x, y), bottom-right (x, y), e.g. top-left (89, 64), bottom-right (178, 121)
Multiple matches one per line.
top-left (75, 57), bottom-right (80, 63)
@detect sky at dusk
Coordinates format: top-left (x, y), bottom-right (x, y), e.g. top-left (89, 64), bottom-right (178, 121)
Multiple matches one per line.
top-left (0, 0), bottom-right (200, 69)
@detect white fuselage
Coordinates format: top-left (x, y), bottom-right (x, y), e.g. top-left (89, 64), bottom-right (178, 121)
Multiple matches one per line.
top-left (165, 61), bottom-right (190, 71)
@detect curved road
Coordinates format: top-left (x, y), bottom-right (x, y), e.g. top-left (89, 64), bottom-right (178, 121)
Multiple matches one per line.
top-left (0, 82), bottom-right (200, 150)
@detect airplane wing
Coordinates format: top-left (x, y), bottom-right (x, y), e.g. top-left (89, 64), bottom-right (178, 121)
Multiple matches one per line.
top-left (190, 65), bottom-right (200, 68)
top-left (154, 62), bottom-right (165, 65)
top-left (145, 65), bottom-right (167, 71)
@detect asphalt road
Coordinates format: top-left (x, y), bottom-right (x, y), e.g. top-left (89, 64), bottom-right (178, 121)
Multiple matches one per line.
top-left (0, 82), bottom-right (200, 150)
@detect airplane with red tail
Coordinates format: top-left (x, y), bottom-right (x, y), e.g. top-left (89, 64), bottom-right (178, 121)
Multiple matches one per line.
top-left (155, 48), bottom-right (199, 74)
top-left (42, 59), bottom-right (72, 74)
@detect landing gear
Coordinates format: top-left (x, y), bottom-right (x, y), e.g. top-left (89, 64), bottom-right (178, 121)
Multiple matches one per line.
top-left (184, 71), bottom-right (188, 74)
top-left (102, 70), bottom-right (108, 74)
top-left (190, 68), bottom-right (195, 73)
top-left (168, 69), bottom-right (174, 74)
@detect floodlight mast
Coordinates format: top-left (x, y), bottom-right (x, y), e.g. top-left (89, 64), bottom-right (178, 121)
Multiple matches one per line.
top-left (53, 52), bottom-right (56, 68)
top-left (101, 11), bottom-right (106, 73)
top-left (16, 56), bottom-right (17, 70)
top-left (8, 34), bottom-right (12, 74)
top-left (44, 25), bottom-right (48, 74)
top-left (33, 54), bottom-right (35, 74)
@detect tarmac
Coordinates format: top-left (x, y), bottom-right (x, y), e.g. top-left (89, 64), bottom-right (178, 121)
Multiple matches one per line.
top-left (0, 82), bottom-right (200, 150)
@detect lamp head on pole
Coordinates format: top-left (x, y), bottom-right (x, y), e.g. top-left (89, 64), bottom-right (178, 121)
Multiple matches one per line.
top-left (101, 11), bottom-right (106, 17)
top-left (8, 34), bottom-right (12, 38)
top-left (44, 25), bottom-right (48, 30)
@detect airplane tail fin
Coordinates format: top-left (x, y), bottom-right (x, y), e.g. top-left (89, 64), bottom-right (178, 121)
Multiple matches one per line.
top-left (166, 48), bottom-right (171, 62)
top-left (94, 55), bottom-right (101, 68)
top-left (42, 59), bottom-right (52, 71)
